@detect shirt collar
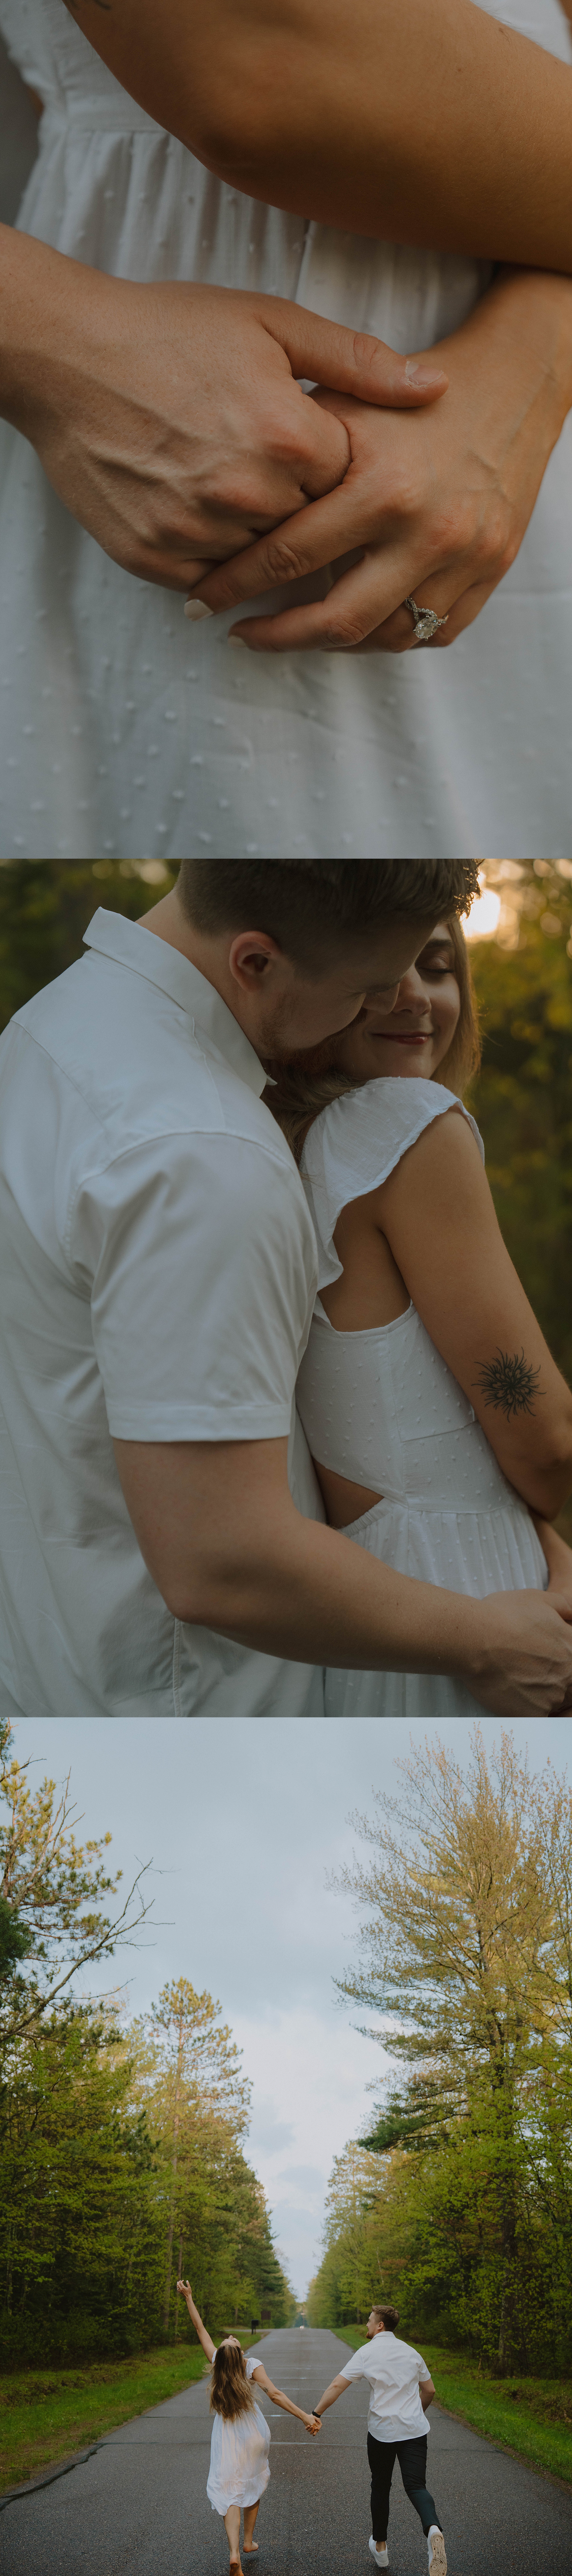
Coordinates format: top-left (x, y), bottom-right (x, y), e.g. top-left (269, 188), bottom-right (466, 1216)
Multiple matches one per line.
top-left (83, 909), bottom-right (268, 1098)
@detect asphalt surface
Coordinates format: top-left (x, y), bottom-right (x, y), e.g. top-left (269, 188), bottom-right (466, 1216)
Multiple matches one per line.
top-left (2, 2327), bottom-right (571, 2576)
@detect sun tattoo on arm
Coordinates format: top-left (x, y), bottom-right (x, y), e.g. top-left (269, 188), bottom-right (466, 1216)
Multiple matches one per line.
top-left (473, 1349), bottom-right (542, 1421)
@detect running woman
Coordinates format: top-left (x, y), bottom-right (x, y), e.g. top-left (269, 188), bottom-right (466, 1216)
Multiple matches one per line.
top-left (176, 2280), bottom-right (320, 2572)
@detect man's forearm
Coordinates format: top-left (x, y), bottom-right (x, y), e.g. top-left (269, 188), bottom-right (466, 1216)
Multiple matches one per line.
top-left (113, 1438), bottom-right (572, 1713)
top-left (169, 1506), bottom-right (492, 1685)
top-left (66, 0), bottom-right (572, 272)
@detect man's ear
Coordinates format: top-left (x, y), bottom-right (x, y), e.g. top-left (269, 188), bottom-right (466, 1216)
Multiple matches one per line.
top-left (229, 931), bottom-right (284, 989)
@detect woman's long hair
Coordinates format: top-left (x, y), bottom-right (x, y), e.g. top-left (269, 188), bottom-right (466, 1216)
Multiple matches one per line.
top-left (263, 913), bottom-right (481, 1165)
top-left (210, 2340), bottom-right (256, 2422)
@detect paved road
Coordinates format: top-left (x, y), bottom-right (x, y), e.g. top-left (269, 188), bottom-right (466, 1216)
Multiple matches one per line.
top-left (2, 2328), bottom-right (571, 2576)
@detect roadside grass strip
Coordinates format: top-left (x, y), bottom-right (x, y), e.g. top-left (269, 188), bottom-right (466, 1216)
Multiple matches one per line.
top-left (0, 2329), bottom-right (269, 2497)
top-left (334, 2331), bottom-right (572, 2486)
top-left (0, 2346), bottom-right (208, 2494)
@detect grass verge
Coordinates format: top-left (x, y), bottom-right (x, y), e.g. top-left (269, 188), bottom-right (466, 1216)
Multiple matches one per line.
top-left (332, 2328), bottom-right (572, 2486)
top-left (0, 2342), bottom-right (206, 2496)
top-left (0, 2328), bottom-right (269, 2498)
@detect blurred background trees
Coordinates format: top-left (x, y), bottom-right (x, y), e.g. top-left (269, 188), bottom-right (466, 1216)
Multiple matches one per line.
top-left (0, 1721), bottom-right (294, 2364)
top-left (466, 863), bottom-right (572, 1498)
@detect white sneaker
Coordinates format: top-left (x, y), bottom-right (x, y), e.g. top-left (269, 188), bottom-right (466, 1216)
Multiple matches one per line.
top-left (427, 2530), bottom-right (446, 2576)
top-left (368, 2544), bottom-right (389, 2569)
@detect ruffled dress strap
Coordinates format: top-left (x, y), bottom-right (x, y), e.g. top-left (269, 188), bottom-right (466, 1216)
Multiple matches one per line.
top-left (300, 1077), bottom-right (484, 1290)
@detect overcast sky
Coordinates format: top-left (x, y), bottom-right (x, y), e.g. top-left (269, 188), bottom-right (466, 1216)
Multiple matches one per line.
top-left (13, 1714), bottom-right (569, 2300)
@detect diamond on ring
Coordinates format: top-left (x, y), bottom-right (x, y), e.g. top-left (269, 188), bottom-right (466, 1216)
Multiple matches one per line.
top-left (404, 595), bottom-right (449, 643)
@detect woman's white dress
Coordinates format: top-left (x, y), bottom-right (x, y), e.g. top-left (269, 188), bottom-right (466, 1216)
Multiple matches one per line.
top-left (296, 1079), bottom-right (548, 1716)
top-left (207, 2353), bottom-right (270, 2513)
top-left (0, 0), bottom-right (571, 861)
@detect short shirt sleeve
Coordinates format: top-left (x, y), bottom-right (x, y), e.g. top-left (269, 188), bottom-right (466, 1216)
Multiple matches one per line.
top-left (338, 2345), bottom-right (366, 2382)
top-left (300, 1077), bottom-right (484, 1290)
top-left (70, 1130), bottom-right (317, 1441)
top-left (246, 2353), bottom-right (263, 2377)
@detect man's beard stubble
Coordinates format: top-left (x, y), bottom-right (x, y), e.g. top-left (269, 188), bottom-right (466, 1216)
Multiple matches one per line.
top-left (260, 1006), bottom-right (368, 1077)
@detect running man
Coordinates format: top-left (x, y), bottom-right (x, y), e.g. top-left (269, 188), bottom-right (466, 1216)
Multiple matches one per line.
top-left (312, 2302), bottom-right (446, 2575)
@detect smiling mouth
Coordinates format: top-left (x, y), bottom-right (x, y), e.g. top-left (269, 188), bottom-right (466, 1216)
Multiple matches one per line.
top-left (372, 1029), bottom-right (432, 1044)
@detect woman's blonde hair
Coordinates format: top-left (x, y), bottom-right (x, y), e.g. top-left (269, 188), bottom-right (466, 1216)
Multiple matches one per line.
top-left (210, 2339), bottom-right (256, 2423)
top-left (263, 913), bottom-right (480, 1164)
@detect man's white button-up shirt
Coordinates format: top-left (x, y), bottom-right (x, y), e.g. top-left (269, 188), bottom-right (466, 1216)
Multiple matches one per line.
top-left (0, 909), bottom-right (324, 1715)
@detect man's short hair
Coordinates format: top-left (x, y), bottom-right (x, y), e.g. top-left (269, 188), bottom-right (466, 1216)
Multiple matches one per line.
top-left (177, 862), bottom-right (480, 971)
top-left (371, 2304), bottom-right (400, 2331)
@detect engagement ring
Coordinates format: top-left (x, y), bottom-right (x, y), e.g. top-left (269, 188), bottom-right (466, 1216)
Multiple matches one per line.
top-left (404, 595), bottom-right (449, 643)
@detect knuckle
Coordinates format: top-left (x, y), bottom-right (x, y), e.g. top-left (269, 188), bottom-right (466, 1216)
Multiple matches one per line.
top-left (430, 503), bottom-right (469, 560)
top-left (322, 612), bottom-right (368, 649)
top-left (263, 414), bottom-right (305, 470)
top-left (260, 534), bottom-right (308, 585)
top-left (383, 468), bottom-right (418, 524)
top-left (352, 330), bottom-right (385, 377)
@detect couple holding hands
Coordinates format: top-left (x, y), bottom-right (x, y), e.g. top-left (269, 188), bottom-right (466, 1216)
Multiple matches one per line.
top-left (177, 2282), bottom-right (447, 2576)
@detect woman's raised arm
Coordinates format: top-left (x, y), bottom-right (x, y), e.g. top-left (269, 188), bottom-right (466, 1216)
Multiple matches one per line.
top-left (64, 0), bottom-right (572, 272)
top-left (176, 2279), bottom-right (216, 2359)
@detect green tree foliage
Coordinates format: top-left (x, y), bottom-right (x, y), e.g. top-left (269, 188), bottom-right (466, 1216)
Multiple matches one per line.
top-left (0, 861), bottom-right (177, 1035)
top-left (1, 2005), bottom-right (163, 2366)
top-left (468, 865), bottom-right (572, 1538)
top-left (0, 1718), bottom-right (151, 2052)
top-left (309, 1732), bottom-right (572, 2373)
top-left (131, 1976), bottom-right (251, 2333)
top-left (0, 1724), bottom-right (293, 2364)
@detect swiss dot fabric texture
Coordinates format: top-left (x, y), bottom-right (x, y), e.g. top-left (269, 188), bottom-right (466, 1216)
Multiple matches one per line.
top-left (0, 0), bottom-right (572, 856)
top-left (296, 1079), bottom-right (548, 1716)
top-left (207, 2351), bottom-right (270, 2513)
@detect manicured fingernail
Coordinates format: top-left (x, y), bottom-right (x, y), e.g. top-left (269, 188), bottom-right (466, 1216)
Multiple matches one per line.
top-left (405, 359), bottom-right (447, 386)
top-left (184, 599), bottom-right (213, 621)
top-left (228, 634), bottom-right (248, 648)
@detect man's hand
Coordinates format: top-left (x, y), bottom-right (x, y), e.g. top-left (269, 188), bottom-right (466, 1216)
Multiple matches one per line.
top-left (184, 268), bottom-right (572, 649)
top-left (112, 1435), bottom-right (572, 1712)
top-left (0, 231), bottom-right (445, 588)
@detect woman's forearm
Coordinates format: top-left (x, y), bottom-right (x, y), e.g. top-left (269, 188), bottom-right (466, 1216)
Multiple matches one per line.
top-left (181, 2289), bottom-right (214, 2357)
top-left (65, 0), bottom-right (572, 271)
top-left (270, 2388), bottom-right (309, 2419)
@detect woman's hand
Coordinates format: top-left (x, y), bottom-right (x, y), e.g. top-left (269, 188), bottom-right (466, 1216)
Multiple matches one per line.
top-left (176, 2278), bottom-right (192, 2299)
top-left (304, 2413), bottom-right (322, 2434)
top-left (0, 231), bottom-right (445, 590)
top-left (185, 267), bottom-right (572, 649)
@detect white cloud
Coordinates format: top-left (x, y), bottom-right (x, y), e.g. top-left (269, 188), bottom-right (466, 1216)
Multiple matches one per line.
top-left (12, 1713), bottom-right (569, 2300)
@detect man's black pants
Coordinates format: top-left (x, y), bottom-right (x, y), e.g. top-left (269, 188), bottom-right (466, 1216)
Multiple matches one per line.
top-left (367, 2432), bottom-right (442, 2542)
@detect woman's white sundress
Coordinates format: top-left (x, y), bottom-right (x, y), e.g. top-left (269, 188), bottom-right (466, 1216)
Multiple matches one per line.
top-left (207, 2352), bottom-right (270, 2513)
top-left (296, 1078), bottom-right (548, 1717)
top-left (0, 0), bottom-right (571, 859)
